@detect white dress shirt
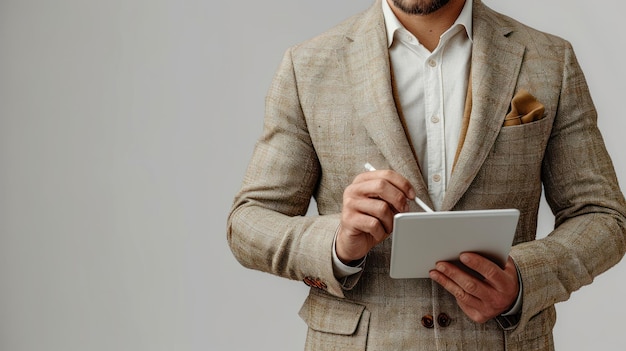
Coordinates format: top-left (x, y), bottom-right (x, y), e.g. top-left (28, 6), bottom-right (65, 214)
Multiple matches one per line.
top-left (384, 0), bottom-right (472, 211)
top-left (333, 0), bottom-right (472, 278)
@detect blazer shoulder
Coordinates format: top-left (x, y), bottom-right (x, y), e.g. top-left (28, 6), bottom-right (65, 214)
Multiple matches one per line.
top-left (290, 1), bottom-right (381, 54)
top-left (479, 3), bottom-right (571, 50)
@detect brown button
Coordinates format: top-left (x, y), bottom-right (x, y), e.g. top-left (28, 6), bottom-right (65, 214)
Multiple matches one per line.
top-left (421, 314), bottom-right (434, 329)
top-left (437, 313), bottom-right (452, 327)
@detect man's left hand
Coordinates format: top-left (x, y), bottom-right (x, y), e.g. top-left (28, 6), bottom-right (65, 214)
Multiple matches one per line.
top-left (429, 253), bottom-right (519, 324)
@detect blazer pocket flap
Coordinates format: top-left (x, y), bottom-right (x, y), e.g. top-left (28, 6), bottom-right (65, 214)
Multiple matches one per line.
top-left (299, 292), bottom-right (366, 335)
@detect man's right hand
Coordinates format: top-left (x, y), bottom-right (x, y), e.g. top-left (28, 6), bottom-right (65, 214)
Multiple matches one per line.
top-left (336, 169), bottom-right (416, 264)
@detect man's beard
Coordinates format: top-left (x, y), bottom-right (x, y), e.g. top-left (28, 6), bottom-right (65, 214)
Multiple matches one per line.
top-left (390, 0), bottom-right (452, 15)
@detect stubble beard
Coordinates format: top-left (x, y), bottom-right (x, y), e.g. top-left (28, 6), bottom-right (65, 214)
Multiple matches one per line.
top-left (390, 0), bottom-right (452, 15)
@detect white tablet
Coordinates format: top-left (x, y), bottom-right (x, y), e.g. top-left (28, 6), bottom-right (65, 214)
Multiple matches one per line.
top-left (389, 209), bottom-right (520, 279)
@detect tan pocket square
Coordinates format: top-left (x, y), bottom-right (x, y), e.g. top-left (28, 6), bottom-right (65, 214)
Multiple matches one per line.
top-left (503, 89), bottom-right (545, 126)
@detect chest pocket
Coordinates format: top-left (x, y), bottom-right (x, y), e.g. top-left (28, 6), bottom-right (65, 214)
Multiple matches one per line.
top-left (490, 116), bottom-right (552, 164)
top-left (466, 117), bottom-right (552, 200)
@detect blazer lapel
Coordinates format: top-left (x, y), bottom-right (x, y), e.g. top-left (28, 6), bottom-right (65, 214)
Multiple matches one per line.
top-left (342, 1), bottom-right (432, 208)
top-left (441, 1), bottom-right (526, 211)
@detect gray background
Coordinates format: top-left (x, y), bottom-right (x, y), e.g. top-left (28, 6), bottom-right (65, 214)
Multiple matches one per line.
top-left (1, 0), bottom-right (624, 350)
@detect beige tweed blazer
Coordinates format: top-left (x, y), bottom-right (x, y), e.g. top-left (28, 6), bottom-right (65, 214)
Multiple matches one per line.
top-left (228, 0), bottom-right (626, 349)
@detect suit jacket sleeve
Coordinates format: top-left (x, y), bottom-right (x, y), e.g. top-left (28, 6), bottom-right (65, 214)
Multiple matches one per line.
top-left (509, 41), bottom-right (626, 335)
top-left (227, 47), bottom-right (357, 298)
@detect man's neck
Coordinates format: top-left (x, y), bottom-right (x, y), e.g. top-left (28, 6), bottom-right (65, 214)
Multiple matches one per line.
top-left (387, 0), bottom-right (466, 51)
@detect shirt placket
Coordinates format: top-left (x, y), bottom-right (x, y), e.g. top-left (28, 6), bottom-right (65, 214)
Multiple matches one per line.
top-left (424, 50), bottom-right (446, 210)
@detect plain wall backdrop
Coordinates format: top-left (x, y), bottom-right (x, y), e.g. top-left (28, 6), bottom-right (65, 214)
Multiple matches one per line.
top-left (1, 0), bottom-right (624, 350)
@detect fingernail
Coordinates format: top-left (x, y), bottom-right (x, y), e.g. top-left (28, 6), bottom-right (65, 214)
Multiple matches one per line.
top-left (408, 188), bottom-right (416, 199)
top-left (460, 254), bottom-right (470, 264)
top-left (436, 263), bottom-right (446, 273)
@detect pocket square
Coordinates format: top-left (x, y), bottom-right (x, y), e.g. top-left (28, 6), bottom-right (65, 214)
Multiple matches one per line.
top-left (503, 89), bottom-right (545, 126)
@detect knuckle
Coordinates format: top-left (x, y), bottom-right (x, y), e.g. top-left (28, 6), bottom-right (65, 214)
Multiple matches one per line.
top-left (372, 179), bottom-right (387, 193)
top-left (378, 169), bottom-right (393, 178)
top-left (463, 280), bottom-right (478, 294)
top-left (352, 172), bottom-right (367, 183)
top-left (344, 180), bottom-right (358, 192)
top-left (394, 193), bottom-right (407, 209)
top-left (342, 196), bottom-right (358, 212)
top-left (341, 197), bottom-right (358, 217)
top-left (454, 288), bottom-right (468, 301)
top-left (482, 266), bottom-right (499, 279)
top-left (374, 200), bottom-right (391, 216)
top-left (343, 186), bottom-right (357, 201)
top-left (363, 216), bottom-right (380, 232)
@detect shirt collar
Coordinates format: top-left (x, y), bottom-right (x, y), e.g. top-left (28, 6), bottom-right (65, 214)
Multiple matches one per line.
top-left (382, 0), bottom-right (473, 48)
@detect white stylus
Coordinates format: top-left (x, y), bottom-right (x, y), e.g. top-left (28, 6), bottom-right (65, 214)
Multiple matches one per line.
top-left (364, 163), bottom-right (434, 213)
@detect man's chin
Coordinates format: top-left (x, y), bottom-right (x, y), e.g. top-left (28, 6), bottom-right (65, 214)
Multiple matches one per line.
top-left (390, 0), bottom-right (452, 16)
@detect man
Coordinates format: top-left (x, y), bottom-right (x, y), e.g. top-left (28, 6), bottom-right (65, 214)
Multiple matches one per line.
top-left (227, 0), bottom-right (626, 349)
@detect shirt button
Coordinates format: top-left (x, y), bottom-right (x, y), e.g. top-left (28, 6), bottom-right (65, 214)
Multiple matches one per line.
top-left (431, 115), bottom-right (440, 123)
top-left (421, 314), bottom-right (434, 329)
top-left (437, 313), bottom-right (452, 327)
top-left (428, 59), bottom-right (437, 67)
top-left (433, 174), bottom-right (441, 182)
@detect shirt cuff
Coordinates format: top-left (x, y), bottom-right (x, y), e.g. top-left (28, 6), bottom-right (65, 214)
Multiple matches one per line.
top-left (332, 230), bottom-right (365, 278)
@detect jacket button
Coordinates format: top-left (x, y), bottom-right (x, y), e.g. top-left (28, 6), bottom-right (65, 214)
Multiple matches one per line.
top-left (421, 314), bottom-right (434, 329)
top-left (437, 313), bottom-right (452, 327)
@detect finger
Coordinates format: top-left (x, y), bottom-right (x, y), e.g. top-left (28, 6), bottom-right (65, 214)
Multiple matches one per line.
top-left (430, 268), bottom-right (497, 323)
top-left (459, 254), bottom-right (520, 313)
top-left (343, 189), bottom-right (398, 233)
top-left (357, 197), bottom-right (396, 233)
top-left (351, 177), bottom-right (411, 214)
top-left (459, 253), bottom-right (515, 291)
top-left (429, 266), bottom-right (481, 307)
top-left (459, 253), bottom-right (500, 280)
top-left (341, 210), bottom-right (389, 242)
top-left (355, 169), bottom-right (416, 200)
top-left (337, 210), bottom-right (389, 262)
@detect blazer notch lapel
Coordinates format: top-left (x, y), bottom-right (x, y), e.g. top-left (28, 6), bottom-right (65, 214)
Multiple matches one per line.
top-left (442, 4), bottom-right (526, 211)
top-left (343, 3), bottom-right (427, 197)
